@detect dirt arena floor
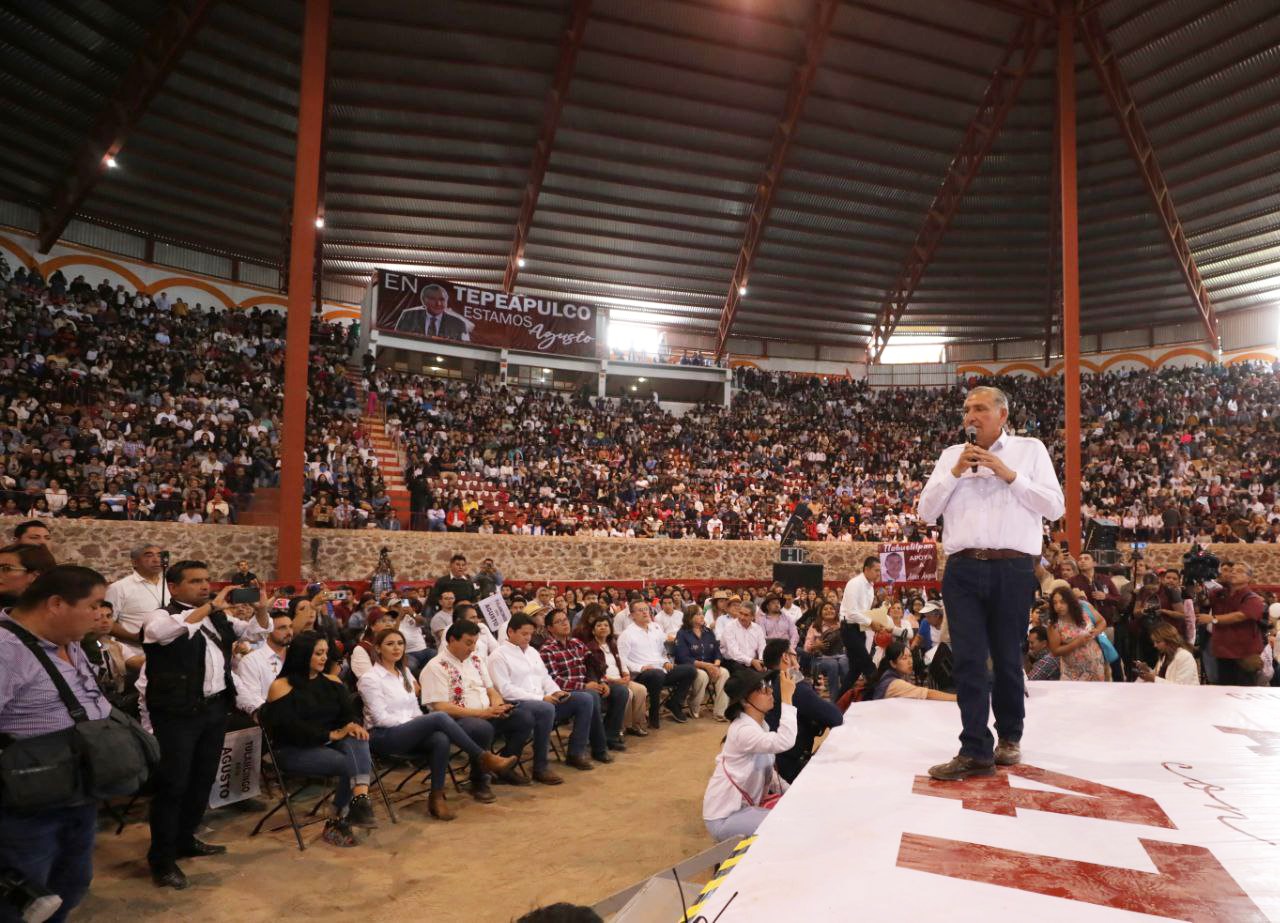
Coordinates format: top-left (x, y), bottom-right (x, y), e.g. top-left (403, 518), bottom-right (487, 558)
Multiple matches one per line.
top-left (79, 716), bottom-right (726, 922)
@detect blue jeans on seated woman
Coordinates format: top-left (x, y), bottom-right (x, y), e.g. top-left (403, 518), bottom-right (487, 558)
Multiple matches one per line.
top-left (369, 713), bottom-right (485, 790)
top-left (811, 654), bottom-right (849, 702)
top-left (275, 737), bottom-right (373, 813)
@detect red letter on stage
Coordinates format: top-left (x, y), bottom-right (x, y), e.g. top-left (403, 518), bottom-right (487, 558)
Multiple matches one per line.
top-left (912, 765), bottom-right (1174, 828)
top-left (897, 834), bottom-right (1265, 922)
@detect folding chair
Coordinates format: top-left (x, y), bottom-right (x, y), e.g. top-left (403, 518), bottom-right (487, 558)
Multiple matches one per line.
top-left (252, 727), bottom-right (397, 851)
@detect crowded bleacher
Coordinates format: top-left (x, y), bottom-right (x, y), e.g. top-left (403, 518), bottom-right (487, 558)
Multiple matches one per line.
top-left (4, 262), bottom-right (1278, 546)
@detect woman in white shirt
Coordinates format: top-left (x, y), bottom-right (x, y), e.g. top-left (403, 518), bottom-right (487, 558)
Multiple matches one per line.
top-left (358, 629), bottom-right (515, 821)
top-left (702, 668), bottom-right (798, 841)
top-left (1134, 622), bottom-right (1200, 686)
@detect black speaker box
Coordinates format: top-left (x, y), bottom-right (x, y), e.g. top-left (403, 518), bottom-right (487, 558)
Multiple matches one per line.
top-left (772, 562), bottom-right (824, 594)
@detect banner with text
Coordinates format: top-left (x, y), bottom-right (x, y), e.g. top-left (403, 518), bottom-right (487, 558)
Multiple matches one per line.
top-left (209, 727), bottom-right (262, 809)
top-left (376, 270), bottom-right (599, 357)
top-left (878, 542), bottom-right (938, 584)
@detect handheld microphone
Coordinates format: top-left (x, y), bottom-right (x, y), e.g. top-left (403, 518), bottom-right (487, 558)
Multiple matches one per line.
top-left (964, 426), bottom-right (978, 473)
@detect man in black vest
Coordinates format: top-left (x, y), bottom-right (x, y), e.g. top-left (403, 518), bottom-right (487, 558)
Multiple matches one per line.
top-left (142, 560), bottom-right (270, 890)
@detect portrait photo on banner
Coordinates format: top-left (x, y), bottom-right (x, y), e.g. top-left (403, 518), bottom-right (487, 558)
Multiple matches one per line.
top-left (878, 542), bottom-right (938, 583)
top-left (375, 269), bottom-right (599, 356)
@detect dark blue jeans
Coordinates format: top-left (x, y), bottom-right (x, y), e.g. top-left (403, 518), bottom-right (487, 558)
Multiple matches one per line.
top-left (941, 554), bottom-right (1037, 762)
top-left (370, 713), bottom-right (485, 790)
top-left (276, 737), bottom-right (373, 813)
top-left (0, 803), bottom-right (97, 923)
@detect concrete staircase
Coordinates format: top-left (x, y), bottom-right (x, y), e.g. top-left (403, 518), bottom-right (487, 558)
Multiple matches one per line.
top-left (346, 366), bottom-right (412, 529)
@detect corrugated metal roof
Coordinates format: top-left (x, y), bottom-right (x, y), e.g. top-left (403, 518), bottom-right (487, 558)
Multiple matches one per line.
top-left (1, 0), bottom-right (1276, 347)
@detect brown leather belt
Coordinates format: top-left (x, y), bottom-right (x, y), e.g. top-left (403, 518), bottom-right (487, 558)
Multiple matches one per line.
top-left (952, 548), bottom-right (1032, 561)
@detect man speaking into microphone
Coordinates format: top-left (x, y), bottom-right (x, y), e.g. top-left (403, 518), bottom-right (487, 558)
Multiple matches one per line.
top-left (918, 386), bottom-right (1063, 781)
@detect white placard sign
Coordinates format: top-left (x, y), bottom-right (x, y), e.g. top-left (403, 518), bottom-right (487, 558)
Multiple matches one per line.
top-left (478, 592), bottom-right (512, 635)
top-left (209, 727), bottom-right (262, 808)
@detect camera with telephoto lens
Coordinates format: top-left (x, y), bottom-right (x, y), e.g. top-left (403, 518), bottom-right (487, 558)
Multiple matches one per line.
top-left (0, 869), bottom-right (63, 923)
top-left (1182, 544), bottom-right (1220, 587)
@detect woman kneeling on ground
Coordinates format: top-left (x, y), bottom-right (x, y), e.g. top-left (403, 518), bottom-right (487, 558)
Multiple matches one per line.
top-left (262, 631), bottom-right (375, 847)
top-left (702, 667), bottom-right (797, 841)
top-left (358, 628), bottom-right (516, 820)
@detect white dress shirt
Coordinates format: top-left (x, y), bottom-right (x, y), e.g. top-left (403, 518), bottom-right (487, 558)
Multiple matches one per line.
top-left (350, 644), bottom-right (375, 679)
top-left (719, 618), bottom-right (766, 666)
top-left (104, 571), bottom-right (167, 657)
top-left (359, 663), bottom-right (423, 728)
top-left (618, 622), bottom-right (670, 673)
top-left (420, 648), bottom-right (492, 709)
top-left (655, 609), bottom-right (683, 639)
top-left (143, 603), bottom-right (268, 698)
top-left (840, 573), bottom-right (874, 627)
top-left (781, 604), bottom-right (803, 624)
top-left (488, 640), bottom-right (560, 702)
top-left (703, 705), bottom-right (796, 821)
top-left (918, 432), bottom-right (1065, 556)
top-left (232, 644), bottom-right (283, 714)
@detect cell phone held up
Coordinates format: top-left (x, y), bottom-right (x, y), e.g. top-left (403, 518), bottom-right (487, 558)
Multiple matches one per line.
top-left (228, 587), bottom-right (261, 606)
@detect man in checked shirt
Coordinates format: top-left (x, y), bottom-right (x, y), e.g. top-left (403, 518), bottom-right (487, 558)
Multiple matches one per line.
top-left (540, 610), bottom-right (625, 755)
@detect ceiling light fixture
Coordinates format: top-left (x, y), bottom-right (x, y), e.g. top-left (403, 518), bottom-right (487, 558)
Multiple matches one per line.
top-left (105, 156), bottom-right (118, 169)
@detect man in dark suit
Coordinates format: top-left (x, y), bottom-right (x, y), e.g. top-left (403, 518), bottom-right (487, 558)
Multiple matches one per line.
top-left (394, 283), bottom-right (469, 340)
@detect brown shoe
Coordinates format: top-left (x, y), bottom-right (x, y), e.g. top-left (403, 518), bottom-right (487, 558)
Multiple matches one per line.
top-left (480, 751), bottom-right (518, 776)
top-left (470, 780), bottom-right (496, 803)
top-left (428, 789), bottom-right (456, 821)
top-left (532, 769), bottom-right (564, 786)
top-left (994, 740), bottom-right (1022, 766)
top-left (494, 768), bottom-right (530, 786)
top-left (564, 753), bottom-right (595, 772)
top-left (927, 754), bottom-right (996, 782)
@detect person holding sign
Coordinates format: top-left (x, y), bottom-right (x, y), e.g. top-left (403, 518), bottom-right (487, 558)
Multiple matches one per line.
top-left (917, 386), bottom-right (1063, 782)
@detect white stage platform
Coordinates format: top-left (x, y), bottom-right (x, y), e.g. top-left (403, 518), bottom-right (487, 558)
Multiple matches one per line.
top-left (691, 683), bottom-right (1280, 922)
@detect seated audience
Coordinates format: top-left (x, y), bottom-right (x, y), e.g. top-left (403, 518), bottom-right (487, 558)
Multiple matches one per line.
top-left (420, 621), bottom-right (534, 799)
top-left (674, 606), bottom-right (728, 720)
top-left (718, 598), bottom-right (766, 677)
top-left (574, 604), bottom-right (649, 739)
top-left (488, 613), bottom-right (603, 781)
top-left (349, 608), bottom-right (399, 680)
top-left (617, 600), bottom-right (696, 728)
top-left (802, 601), bottom-right (847, 702)
top-left (233, 609), bottom-right (293, 717)
top-left (540, 609), bottom-right (628, 753)
top-left (358, 628), bottom-right (516, 820)
top-left (261, 632), bottom-right (376, 847)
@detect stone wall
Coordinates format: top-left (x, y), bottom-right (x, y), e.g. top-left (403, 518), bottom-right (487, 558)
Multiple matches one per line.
top-left (13, 517), bottom-right (1280, 587)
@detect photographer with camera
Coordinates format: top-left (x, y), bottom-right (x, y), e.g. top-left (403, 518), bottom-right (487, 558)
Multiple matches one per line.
top-left (1196, 560), bottom-right (1266, 687)
top-left (1, 566), bottom-right (113, 923)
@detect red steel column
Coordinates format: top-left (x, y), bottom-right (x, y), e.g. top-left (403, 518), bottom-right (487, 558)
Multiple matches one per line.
top-left (1057, 1), bottom-right (1082, 557)
top-left (277, 0), bottom-right (330, 581)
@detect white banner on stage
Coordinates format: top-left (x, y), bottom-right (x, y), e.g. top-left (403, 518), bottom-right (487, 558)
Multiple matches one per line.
top-left (694, 683), bottom-right (1280, 922)
top-left (478, 592), bottom-right (512, 635)
top-left (209, 727), bottom-right (262, 809)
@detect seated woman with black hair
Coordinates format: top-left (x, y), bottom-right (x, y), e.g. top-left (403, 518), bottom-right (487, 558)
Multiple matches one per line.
top-left (262, 631), bottom-right (375, 847)
top-left (358, 627), bottom-right (516, 821)
top-left (869, 640), bottom-right (957, 701)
